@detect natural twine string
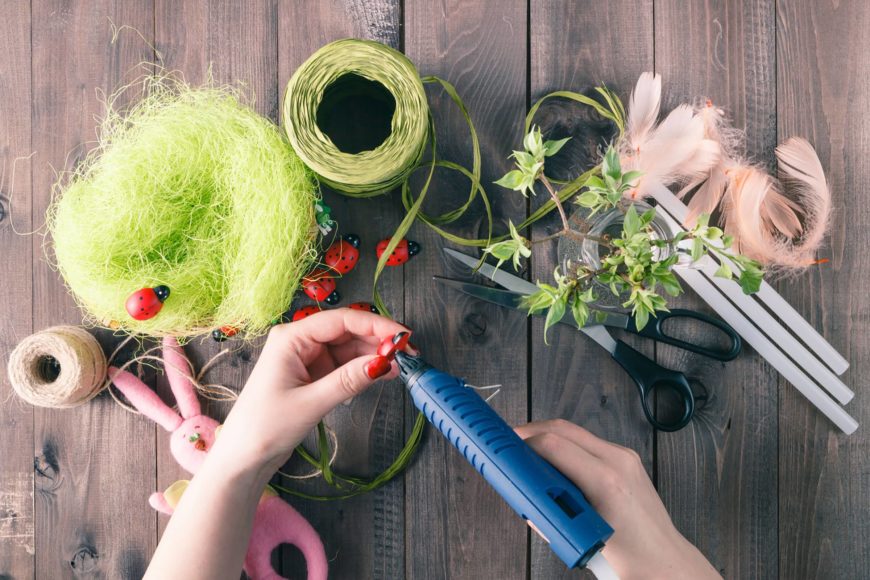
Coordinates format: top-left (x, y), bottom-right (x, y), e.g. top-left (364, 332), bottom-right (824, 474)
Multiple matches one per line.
top-left (7, 326), bottom-right (107, 408)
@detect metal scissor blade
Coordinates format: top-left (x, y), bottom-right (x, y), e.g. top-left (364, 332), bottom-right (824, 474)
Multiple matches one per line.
top-left (433, 275), bottom-right (619, 354)
top-left (443, 248), bottom-right (539, 295)
top-left (433, 277), bottom-right (527, 310)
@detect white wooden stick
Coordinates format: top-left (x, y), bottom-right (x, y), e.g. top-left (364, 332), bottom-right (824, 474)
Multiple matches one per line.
top-left (648, 194), bottom-right (854, 405)
top-left (662, 253), bottom-right (859, 434)
top-left (650, 184), bottom-right (850, 375)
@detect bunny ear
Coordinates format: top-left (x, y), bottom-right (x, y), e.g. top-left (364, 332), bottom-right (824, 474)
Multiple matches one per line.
top-left (108, 367), bottom-right (182, 431)
top-left (162, 336), bottom-right (201, 419)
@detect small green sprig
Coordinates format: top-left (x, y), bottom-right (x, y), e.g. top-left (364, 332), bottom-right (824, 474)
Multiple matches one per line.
top-left (575, 146), bottom-right (642, 216)
top-left (522, 263), bottom-right (598, 342)
top-left (681, 214), bottom-right (764, 293)
top-left (494, 126), bottom-right (570, 197)
top-left (483, 221), bottom-right (530, 271)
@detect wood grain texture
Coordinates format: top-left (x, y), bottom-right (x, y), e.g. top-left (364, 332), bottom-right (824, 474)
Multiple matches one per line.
top-left (653, 1), bottom-right (779, 578)
top-left (153, 3), bottom-right (280, 565)
top-left (529, 1), bottom-right (654, 577)
top-left (777, 1), bottom-right (870, 578)
top-left (0, 1), bottom-right (34, 576)
top-left (402, 1), bottom-right (529, 578)
top-left (30, 2), bottom-right (156, 578)
top-left (278, 2), bottom-right (406, 578)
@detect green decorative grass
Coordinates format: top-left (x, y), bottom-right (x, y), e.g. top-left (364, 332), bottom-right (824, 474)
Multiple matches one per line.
top-left (48, 77), bottom-right (319, 337)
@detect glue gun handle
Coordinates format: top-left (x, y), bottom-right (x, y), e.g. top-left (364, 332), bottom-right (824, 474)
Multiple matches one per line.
top-left (406, 366), bottom-right (613, 569)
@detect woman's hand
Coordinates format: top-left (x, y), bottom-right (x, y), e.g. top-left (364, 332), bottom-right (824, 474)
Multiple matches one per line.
top-left (516, 420), bottom-right (721, 580)
top-left (214, 308), bottom-right (410, 478)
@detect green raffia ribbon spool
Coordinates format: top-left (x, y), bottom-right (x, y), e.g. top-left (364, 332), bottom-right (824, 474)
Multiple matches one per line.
top-left (284, 38), bottom-right (429, 197)
top-left (283, 38), bottom-right (494, 315)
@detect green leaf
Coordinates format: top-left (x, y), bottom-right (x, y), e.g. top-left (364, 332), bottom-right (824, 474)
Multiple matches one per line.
top-left (640, 207), bottom-right (657, 226)
top-left (543, 297), bottom-right (567, 342)
top-left (658, 272), bottom-right (682, 296)
top-left (621, 170), bottom-right (643, 186)
top-left (495, 169), bottom-right (524, 190)
top-left (543, 137), bottom-right (571, 157)
top-left (633, 304), bottom-right (650, 331)
top-left (738, 266), bottom-right (763, 294)
top-left (603, 146), bottom-right (621, 179)
top-left (623, 204), bottom-right (641, 237)
top-left (714, 263), bottom-right (733, 280)
top-left (584, 175), bottom-right (606, 190)
top-left (690, 237), bottom-right (704, 261)
top-left (576, 190), bottom-right (602, 208)
top-left (571, 296), bottom-right (590, 329)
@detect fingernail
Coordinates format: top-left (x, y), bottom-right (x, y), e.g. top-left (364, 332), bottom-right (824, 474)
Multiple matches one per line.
top-left (365, 355), bottom-right (392, 379)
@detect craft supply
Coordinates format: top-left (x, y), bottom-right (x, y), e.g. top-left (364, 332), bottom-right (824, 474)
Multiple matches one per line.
top-left (621, 72), bottom-right (833, 270)
top-left (323, 234), bottom-right (360, 275)
top-left (348, 302), bottom-right (378, 313)
top-left (109, 337), bottom-right (328, 580)
top-left (210, 326), bottom-right (239, 342)
top-left (7, 326), bottom-right (107, 408)
top-left (126, 285), bottom-right (170, 321)
top-left (301, 270), bottom-right (341, 304)
top-left (48, 77), bottom-right (319, 337)
top-left (392, 342), bottom-right (614, 572)
top-left (439, 250), bottom-right (743, 432)
top-left (375, 237), bottom-right (420, 266)
top-left (648, 185), bottom-right (858, 433)
top-left (283, 38), bottom-right (493, 315)
top-left (291, 306), bottom-right (322, 321)
top-left (650, 184), bottom-right (854, 404)
top-left (284, 39), bottom-right (428, 196)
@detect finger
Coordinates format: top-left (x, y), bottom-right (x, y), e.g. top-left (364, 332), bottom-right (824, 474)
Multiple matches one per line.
top-left (515, 419), bottom-right (620, 460)
top-left (298, 355), bottom-right (392, 417)
top-left (523, 432), bottom-right (614, 500)
top-left (280, 308), bottom-right (408, 349)
top-left (307, 348), bottom-right (338, 382)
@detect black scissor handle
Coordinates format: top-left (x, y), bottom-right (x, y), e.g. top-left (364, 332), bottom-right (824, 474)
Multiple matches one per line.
top-left (625, 308), bottom-right (742, 362)
top-left (611, 340), bottom-right (695, 432)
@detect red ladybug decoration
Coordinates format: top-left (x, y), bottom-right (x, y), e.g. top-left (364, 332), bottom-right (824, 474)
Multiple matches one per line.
top-left (349, 302), bottom-right (378, 313)
top-left (375, 238), bottom-right (420, 266)
top-left (377, 331), bottom-right (411, 358)
top-left (126, 285), bottom-right (170, 321)
top-left (302, 270), bottom-right (341, 305)
top-left (323, 234), bottom-right (361, 275)
top-left (211, 325), bottom-right (239, 342)
top-left (291, 305), bottom-right (322, 321)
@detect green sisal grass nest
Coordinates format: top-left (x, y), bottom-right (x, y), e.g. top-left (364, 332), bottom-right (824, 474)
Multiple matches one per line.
top-left (47, 77), bottom-right (320, 337)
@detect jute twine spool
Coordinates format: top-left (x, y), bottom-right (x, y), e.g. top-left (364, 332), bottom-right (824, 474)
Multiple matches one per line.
top-left (7, 326), bottom-right (107, 408)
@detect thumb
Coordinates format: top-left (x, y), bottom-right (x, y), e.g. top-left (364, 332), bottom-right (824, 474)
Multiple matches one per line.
top-left (303, 355), bottom-right (396, 417)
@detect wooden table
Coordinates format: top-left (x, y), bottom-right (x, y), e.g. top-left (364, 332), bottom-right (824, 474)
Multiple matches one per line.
top-left (1, 1), bottom-right (868, 578)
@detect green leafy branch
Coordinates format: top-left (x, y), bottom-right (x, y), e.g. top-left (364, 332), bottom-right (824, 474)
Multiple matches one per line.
top-left (487, 88), bottom-right (764, 340)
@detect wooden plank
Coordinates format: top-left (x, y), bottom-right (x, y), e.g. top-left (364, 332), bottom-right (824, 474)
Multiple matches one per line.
top-left (30, 2), bottom-right (157, 578)
top-left (529, 1), bottom-right (654, 577)
top-left (0, 1), bottom-right (34, 577)
top-left (652, 1), bottom-right (779, 578)
top-left (277, 2), bottom-right (406, 578)
top-left (153, 0), bottom-right (283, 560)
top-left (776, 1), bottom-right (870, 577)
top-left (403, 1), bottom-right (529, 578)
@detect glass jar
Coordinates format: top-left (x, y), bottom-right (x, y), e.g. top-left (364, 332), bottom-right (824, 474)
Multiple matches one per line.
top-left (557, 201), bottom-right (674, 308)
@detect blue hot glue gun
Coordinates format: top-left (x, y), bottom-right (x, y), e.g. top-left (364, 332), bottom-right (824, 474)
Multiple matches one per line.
top-left (395, 349), bottom-right (615, 571)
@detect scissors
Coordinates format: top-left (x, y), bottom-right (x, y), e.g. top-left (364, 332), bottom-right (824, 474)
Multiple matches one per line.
top-left (439, 248), bottom-right (743, 432)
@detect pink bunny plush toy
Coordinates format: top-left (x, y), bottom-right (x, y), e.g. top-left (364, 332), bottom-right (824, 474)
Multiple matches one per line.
top-left (109, 336), bottom-right (328, 580)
